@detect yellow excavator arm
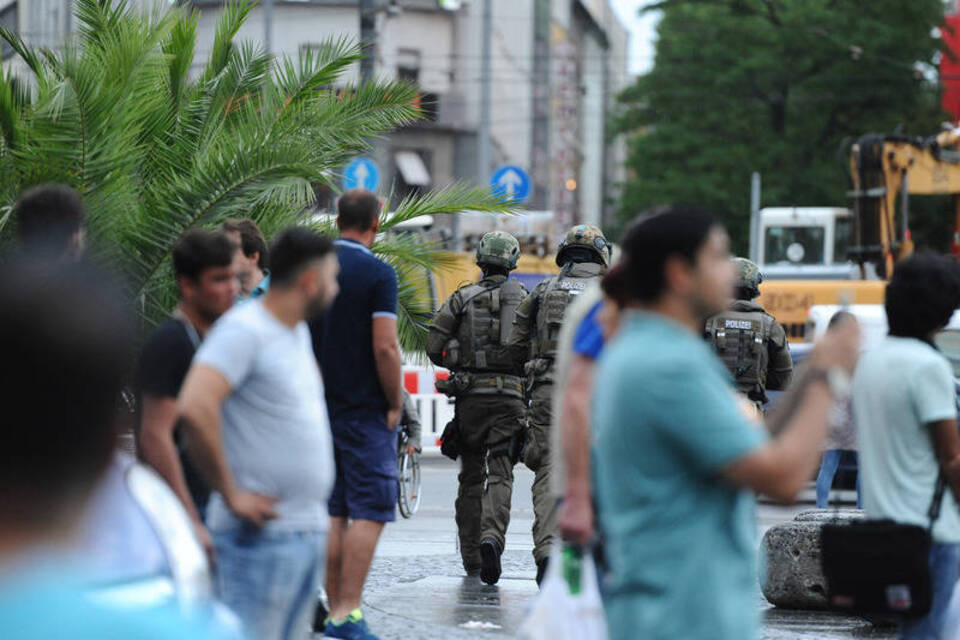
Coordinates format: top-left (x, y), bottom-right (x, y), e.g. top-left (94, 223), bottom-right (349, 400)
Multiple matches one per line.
top-left (849, 130), bottom-right (960, 278)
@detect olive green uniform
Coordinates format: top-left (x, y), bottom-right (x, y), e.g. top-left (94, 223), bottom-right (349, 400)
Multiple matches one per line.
top-left (426, 274), bottom-right (527, 572)
top-left (505, 261), bottom-right (606, 565)
top-left (705, 257), bottom-right (793, 409)
top-left (705, 298), bottom-right (793, 405)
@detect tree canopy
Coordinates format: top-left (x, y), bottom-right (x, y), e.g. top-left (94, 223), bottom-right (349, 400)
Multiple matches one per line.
top-left (616, 0), bottom-right (948, 252)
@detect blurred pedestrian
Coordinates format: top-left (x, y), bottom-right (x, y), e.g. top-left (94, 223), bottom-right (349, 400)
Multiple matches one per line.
top-left (178, 228), bottom-right (339, 640)
top-left (222, 218), bottom-right (270, 299)
top-left (312, 189), bottom-right (402, 640)
top-left (815, 310), bottom-right (861, 509)
top-left (506, 224), bottom-right (611, 583)
top-left (136, 229), bottom-right (239, 551)
top-left (853, 254), bottom-right (960, 640)
top-left (15, 183), bottom-right (86, 262)
top-left (0, 260), bottom-right (222, 638)
top-left (426, 230), bottom-right (527, 585)
top-left (704, 257), bottom-right (792, 412)
top-left (554, 284), bottom-right (605, 547)
top-left (593, 207), bottom-right (859, 640)
top-left (400, 390), bottom-right (422, 455)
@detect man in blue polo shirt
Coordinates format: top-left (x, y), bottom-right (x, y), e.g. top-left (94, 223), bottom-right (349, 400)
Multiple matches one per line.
top-left (312, 189), bottom-right (403, 640)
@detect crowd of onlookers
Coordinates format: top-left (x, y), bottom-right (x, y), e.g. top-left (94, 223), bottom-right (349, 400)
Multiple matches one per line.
top-left (6, 181), bottom-right (960, 640)
top-left (0, 183), bottom-right (401, 640)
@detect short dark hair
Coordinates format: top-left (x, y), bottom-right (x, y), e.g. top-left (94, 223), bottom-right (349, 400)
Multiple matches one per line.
top-left (886, 253), bottom-right (960, 340)
top-left (269, 227), bottom-right (335, 288)
top-left (337, 189), bottom-right (380, 232)
top-left (602, 206), bottom-right (720, 305)
top-left (15, 183), bottom-right (86, 253)
top-left (734, 286), bottom-right (756, 301)
top-left (221, 218), bottom-right (269, 270)
top-left (172, 229), bottom-right (236, 284)
top-left (0, 261), bottom-right (133, 524)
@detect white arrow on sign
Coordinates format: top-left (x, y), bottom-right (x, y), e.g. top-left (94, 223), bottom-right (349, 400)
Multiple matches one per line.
top-left (498, 169), bottom-right (523, 196)
top-left (353, 162), bottom-right (370, 188)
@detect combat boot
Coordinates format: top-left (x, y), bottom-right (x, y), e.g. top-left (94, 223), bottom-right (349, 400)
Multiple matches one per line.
top-left (535, 557), bottom-right (548, 586)
top-left (480, 538), bottom-right (502, 585)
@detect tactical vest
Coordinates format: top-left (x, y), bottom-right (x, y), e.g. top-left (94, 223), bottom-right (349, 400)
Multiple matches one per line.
top-left (705, 309), bottom-right (775, 402)
top-left (532, 264), bottom-right (603, 362)
top-left (455, 277), bottom-right (526, 373)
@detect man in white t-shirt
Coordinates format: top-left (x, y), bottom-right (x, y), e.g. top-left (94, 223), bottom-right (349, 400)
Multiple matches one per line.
top-left (178, 228), bottom-right (339, 640)
top-left (853, 254), bottom-right (960, 640)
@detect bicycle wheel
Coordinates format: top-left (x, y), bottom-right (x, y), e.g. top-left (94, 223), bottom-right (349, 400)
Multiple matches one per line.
top-left (397, 452), bottom-right (422, 518)
top-left (408, 454), bottom-right (422, 515)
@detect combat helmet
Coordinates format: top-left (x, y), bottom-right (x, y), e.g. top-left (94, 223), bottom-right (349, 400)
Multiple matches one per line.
top-left (556, 224), bottom-right (610, 267)
top-left (733, 257), bottom-right (763, 299)
top-left (476, 231), bottom-right (521, 271)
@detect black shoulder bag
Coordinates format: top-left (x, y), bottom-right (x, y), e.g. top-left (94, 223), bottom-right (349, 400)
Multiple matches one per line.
top-left (821, 474), bottom-right (947, 618)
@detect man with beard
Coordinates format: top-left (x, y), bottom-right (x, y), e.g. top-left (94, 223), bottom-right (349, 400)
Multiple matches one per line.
top-left (178, 228), bottom-right (340, 640)
top-left (593, 208), bottom-right (859, 640)
top-left (137, 229), bottom-right (239, 551)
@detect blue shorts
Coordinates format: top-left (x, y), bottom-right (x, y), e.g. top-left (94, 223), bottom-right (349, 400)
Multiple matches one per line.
top-left (328, 416), bottom-right (398, 522)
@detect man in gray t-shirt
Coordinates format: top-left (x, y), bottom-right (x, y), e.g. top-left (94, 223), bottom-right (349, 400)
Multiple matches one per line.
top-left (178, 228), bottom-right (339, 640)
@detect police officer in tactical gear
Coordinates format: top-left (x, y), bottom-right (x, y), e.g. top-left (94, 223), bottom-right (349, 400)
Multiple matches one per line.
top-left (505, 224), bottom-right (610, 584)
top-left (704, 257), bottom-right (793, 409)
top-left (426, 231), bottom-right (528, 585)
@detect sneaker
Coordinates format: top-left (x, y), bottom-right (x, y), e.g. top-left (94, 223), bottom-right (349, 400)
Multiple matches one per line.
top-left (324, 609), bottom-right (380, 640)
top-left (480, 539), bottom-right (502, 585)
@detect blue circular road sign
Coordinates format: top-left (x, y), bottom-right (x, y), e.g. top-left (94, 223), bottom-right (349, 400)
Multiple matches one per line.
top-left (490, 165), bottom-right (531, 203)
top-left (343, 157), bottom-right (380, 191)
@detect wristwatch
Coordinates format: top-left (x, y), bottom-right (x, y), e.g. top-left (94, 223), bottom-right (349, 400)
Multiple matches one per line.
top-left (808, 366), bottom-right (851, 400)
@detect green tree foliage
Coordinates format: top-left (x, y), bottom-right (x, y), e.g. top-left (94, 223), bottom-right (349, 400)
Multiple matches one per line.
top-left (0, 0), bottom-right (512, 351)
top-left (616, 0), bottom-right (947, 252)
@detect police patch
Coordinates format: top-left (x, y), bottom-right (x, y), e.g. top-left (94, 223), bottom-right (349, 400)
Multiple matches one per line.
top-left (724, 319), bottom-right (754, 330)
top-left (558, 280), bottom-right (587, 291)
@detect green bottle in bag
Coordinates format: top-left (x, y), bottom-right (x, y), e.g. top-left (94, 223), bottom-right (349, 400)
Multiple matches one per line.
top-left (562, 546), bottom-right (583, 595)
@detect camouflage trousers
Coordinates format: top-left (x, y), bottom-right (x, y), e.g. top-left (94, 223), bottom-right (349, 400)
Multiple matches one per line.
top-left (524, 381), bottom-right (557, 565)
top-left (454, 394), bottom-right (525, 571)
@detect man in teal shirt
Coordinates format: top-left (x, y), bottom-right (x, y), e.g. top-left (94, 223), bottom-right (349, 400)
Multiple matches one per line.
top-left (592, 207), bottom-right (859, 640)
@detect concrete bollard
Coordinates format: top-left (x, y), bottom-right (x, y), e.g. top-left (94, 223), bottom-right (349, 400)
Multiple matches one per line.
top-left (760, 509), bottom-right (864, 610)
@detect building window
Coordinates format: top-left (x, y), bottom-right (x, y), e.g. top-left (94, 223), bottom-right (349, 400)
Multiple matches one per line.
top-left (397, 48), bottom-right (420, 85)
top-left (0, 2), bottom-right (17, 60)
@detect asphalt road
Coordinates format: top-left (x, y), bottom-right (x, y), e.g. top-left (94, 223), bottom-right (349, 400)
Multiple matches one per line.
top-left (319, 455), bottom-right (894, 639)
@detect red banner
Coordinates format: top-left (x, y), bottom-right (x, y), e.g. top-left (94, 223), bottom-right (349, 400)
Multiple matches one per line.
top-left (942, 14), bottom-right (960, 121)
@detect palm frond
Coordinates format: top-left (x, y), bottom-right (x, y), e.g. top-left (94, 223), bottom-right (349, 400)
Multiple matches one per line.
top-left (0, 26), bottom-right (44, 76)
top-left (382, 182), bottom-right (518, 230)
top-left (202, 0), bottom-right (256, 84)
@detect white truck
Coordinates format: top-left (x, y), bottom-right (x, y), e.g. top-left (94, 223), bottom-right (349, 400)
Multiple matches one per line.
top-left (757, 207), bottom-right (860, 280)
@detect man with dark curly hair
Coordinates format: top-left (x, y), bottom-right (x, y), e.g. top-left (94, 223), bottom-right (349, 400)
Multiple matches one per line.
top-left (853, 253), bottom-right (960, 640)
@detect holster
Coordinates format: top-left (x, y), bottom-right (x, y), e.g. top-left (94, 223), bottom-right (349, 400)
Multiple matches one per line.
top-left (440, 417), bottom-right (460, 460)
top-left (436, 372), bottom-right (472, 398)
top-left (507, 428), bottom-right (527, 466)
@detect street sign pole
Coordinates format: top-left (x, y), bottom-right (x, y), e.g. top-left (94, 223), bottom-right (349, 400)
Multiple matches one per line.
top-left (264, 0), bottom-right (273, 54)
top-left (360, 0), bottom-right (377, 85)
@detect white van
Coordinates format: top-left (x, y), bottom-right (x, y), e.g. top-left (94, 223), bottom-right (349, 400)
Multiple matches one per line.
top-left (806, 304), bottom-right (960, 377)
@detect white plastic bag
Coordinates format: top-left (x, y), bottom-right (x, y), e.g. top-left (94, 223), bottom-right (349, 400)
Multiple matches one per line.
top-left (518, 547), bottom-right (609, 640)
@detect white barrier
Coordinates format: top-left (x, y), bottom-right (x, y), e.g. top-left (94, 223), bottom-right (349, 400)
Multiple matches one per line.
top-left (410, 393), bottom-right (455, 452)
